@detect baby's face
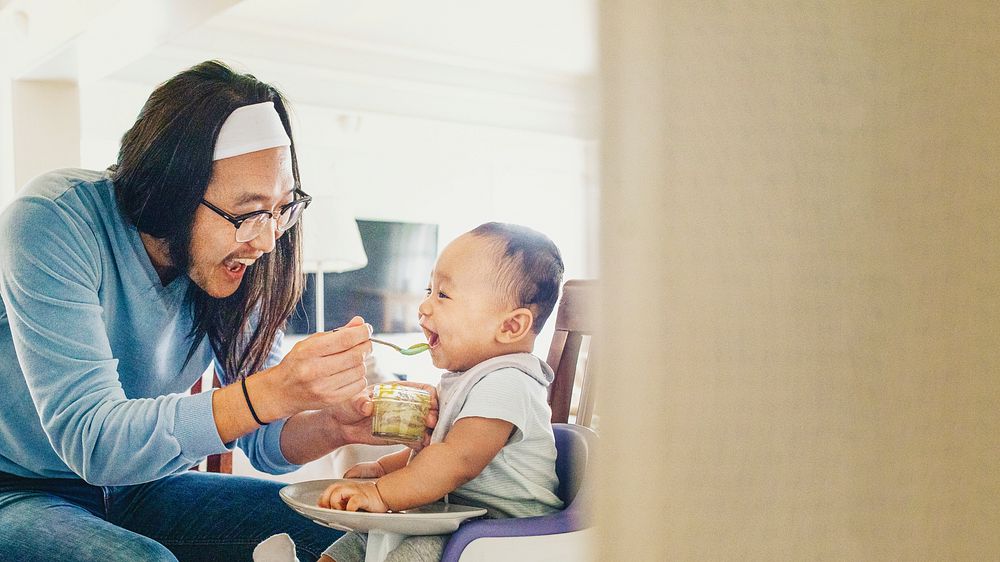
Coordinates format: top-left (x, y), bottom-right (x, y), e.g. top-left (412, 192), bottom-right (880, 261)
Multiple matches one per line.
top-left (417, 234), bottom-right (511, 372)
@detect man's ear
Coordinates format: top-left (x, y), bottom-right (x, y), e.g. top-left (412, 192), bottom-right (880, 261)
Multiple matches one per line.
top-left (497, 308), bottom-right (534, 344)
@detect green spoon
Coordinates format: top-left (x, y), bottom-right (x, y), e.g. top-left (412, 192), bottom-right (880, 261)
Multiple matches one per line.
top-left (330, 327), bottom-right (430, 356)
top-left (370, 338), bottom-right (430, 356)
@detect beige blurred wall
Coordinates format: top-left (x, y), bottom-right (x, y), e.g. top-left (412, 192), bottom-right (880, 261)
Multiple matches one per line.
top-left (10, 80), bottom-right (80, 191)
top-left (597, 2), bottom-right (999, 560)
top-left (0, 77), bottom-right (13, 208)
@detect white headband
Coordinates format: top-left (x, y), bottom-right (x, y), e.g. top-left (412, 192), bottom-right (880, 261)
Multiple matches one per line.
top-left (213, 101), bottom-right (291, 161)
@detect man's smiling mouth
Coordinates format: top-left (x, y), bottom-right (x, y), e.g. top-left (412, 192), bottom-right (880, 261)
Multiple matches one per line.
top-left (223, 257), bottom-right (257, 273)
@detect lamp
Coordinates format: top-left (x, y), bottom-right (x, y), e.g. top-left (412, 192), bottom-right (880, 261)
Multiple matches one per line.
top-left (301, 195), bottom-right (368, 332)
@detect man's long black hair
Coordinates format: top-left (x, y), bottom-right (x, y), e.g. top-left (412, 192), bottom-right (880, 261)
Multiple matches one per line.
top-left (110, 60), bottom-right (304, 383)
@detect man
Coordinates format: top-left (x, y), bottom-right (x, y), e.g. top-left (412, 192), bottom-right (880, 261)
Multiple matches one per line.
top-left (0, 60), bottom-right (433, 561)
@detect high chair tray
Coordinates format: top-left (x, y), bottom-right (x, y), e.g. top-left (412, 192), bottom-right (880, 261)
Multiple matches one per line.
top-left (279, 479), bottom-right (487, 536)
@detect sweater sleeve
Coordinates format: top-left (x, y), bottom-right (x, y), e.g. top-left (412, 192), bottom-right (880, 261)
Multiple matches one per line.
top-left (229, 331), bottom-right (302, 475)
top-left (0, 196), bottom-right (229, 485)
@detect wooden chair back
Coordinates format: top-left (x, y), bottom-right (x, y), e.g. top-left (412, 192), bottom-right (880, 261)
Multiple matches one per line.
top-left (545, 279), bottom-right (598, 425)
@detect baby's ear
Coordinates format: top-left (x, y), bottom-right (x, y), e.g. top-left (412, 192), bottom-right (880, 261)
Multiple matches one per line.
top-left (497, 308), bottom-right (534, 344)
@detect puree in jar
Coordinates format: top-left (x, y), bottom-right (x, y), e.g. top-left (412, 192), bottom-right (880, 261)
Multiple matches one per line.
top-left (371, 383), bottom-right (431, 443)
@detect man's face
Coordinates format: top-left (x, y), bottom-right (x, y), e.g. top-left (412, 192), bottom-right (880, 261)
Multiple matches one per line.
top-left (188, 146), bottom-right (295, 298)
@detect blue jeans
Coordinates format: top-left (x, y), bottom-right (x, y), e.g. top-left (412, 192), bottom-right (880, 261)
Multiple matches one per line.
top-left (0, 470), bottom-right (343, 561)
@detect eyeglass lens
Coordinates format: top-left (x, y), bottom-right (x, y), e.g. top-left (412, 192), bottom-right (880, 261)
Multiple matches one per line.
top-left (234, 203), bottom-right (306, 243)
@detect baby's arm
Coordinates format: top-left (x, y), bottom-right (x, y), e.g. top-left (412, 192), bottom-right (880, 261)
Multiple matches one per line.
top-left (319, 416), bottom-right (512, 512)
top-left (342, 447), bottom-right (411, 478)
top-left (379, 416), bottom-right (512, 510)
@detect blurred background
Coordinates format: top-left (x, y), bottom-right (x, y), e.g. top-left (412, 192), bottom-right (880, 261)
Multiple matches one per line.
top-left (0, 0), bottom-right (599, 379)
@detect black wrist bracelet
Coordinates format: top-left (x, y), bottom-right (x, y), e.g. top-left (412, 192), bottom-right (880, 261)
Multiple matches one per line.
top-left (241, 375), bottom-right (268, 426)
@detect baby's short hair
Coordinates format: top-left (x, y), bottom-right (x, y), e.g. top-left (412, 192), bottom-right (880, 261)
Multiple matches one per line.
top-left (469, 222), bottom-right (564, 334)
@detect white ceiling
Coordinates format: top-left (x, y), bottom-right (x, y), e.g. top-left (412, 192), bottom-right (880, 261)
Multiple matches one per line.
top-left (0, 0), bottom-right (598, 136)
top-left (210, 0), bottom-right (597, 77)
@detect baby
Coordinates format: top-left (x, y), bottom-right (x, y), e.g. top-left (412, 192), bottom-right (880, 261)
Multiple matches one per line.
top-left (318, 222), bottom-right (566, 562)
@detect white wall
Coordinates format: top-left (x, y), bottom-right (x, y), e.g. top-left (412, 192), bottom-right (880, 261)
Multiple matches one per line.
top-left (78, 79), bottom-right (153, 170)
top-left (7, 80), bottom-right (80, 192)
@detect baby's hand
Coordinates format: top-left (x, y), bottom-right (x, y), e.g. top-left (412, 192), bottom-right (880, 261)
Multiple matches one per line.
top-left (343, 461), bottom-right (386, 479)
top-left (318, 480), bottom-right (388, 513)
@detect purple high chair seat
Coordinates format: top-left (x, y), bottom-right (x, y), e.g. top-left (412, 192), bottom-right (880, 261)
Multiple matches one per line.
top-left (440, 423), bottom-right (597, 562)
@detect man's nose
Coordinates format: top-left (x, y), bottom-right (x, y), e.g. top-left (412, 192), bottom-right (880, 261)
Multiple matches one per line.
top-left (248, 219), bottom-right (277, 253)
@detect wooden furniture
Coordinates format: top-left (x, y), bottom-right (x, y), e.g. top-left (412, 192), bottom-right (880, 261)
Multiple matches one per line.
top-left (545, 279), bottom-right (598, 426)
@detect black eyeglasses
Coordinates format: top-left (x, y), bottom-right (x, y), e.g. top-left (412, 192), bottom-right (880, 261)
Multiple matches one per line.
top-left (201, 188), bottom-right (312, 243)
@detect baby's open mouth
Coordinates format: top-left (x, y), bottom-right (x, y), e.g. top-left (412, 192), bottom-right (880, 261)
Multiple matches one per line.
top-left (424, 329), bottom-right (441, 349)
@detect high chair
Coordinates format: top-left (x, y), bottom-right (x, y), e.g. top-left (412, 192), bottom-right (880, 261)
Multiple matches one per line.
top-left (439, 422), bottom-right (597, 562)
top-left (439, 280), bottom-right (600, 561)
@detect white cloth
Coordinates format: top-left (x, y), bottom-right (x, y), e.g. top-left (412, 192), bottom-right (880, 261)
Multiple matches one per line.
top-left (213, 101), bottom-right (291, 160)
top-left (253, 533), bottom-right (300, 562)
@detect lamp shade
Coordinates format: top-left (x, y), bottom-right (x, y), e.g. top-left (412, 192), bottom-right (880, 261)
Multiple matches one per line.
top-left (301, 195), bottom-right (368, 273)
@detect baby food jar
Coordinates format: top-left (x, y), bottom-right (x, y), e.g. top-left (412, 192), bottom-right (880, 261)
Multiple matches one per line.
top-left (370, 383), bottom-right (432, 443)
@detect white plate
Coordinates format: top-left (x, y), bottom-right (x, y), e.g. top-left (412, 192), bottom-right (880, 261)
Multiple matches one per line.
top-left (279, 479), bottom-right (487, 536)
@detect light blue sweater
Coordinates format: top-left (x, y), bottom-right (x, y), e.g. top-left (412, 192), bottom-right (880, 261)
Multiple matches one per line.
top-left (0, 169), bottom-right (298, 485)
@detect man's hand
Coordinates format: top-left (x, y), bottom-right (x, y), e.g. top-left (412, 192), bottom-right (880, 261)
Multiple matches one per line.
top-left (325, 381), bottom-right (440, 449)
top-left (323, 387), bottom-right (376, 447)
top-left (318, 480), bottom-right (389, 513)
top-left (258, 317), bottom-right (372, 422)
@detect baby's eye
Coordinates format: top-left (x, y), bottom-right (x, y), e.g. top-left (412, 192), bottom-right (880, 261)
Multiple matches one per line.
top-left (425, 287), bottom-right (431, 295)
top-left (438, 291), bottom-right (449, 299)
